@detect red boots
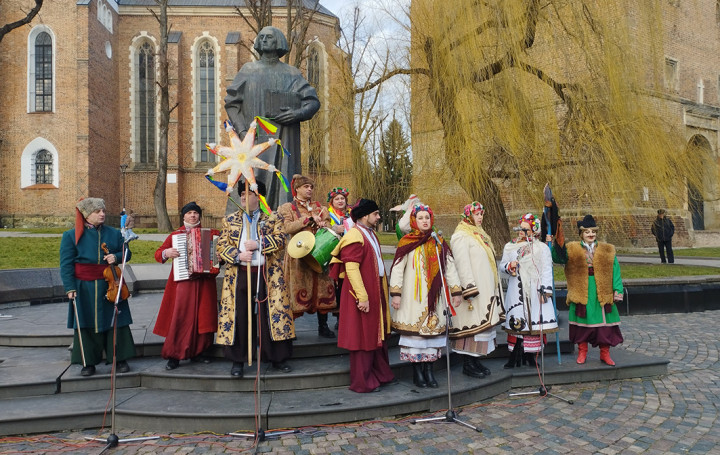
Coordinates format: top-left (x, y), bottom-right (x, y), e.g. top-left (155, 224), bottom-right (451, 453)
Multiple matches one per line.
top-left (577, 343), bottom-right (615, 366)
top-left (599, 345), bottom-right (615, 366)
top-left (576, 342), bottom-right (588, 364)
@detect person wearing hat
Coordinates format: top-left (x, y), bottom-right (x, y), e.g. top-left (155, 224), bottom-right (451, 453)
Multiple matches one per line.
top-left (499, 213), bottom-right (558, 369)
top-left (59, 198), bottom-right (135, 377)
top-left (277, 174), bottom-right (337, 338)
top-left (327, 187), bottom-right (354, 235)
top-left (651, 209), bottom-right (675, 264)
top-left (216, 180), bottom-right (294, 377)
top-left (449, 202), bottom-right (505, 379)
top-left (327, 186), bottom-right (353, 330)
top-left (153, 202), bottom-right (219, 370)
top-left (329, 199), bottom-right (396, 392)
top-left (551, 214), bottom-right (624, 366)
top-left (390, 204), bottom-right (463, 389)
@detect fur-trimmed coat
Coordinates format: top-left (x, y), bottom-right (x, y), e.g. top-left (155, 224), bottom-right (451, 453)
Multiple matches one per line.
top-left (216, 210), bottom-right (294, 344)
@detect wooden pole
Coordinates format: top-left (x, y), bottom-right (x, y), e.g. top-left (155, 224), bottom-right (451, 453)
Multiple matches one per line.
top-left (245, 179), bottom-right (253, 367)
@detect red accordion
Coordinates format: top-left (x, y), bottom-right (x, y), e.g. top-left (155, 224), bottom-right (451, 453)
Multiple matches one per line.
top-left (172, 228), bottom-right (219, 281)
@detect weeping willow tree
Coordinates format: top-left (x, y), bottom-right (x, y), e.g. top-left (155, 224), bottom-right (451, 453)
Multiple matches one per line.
top-left (367, 0), bottom-right (713, 246)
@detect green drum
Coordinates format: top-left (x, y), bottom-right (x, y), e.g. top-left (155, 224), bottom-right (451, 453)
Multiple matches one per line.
top-left (304, 227), bottom-right (341, 273)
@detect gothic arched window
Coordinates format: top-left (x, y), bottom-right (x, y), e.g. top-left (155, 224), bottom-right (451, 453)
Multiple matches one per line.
top-left (196, 40), bottom-right (217, 162)
top-left (34, 32), bottom-right (53, 111)
top-left (136, 41), bottom-right (156, 164)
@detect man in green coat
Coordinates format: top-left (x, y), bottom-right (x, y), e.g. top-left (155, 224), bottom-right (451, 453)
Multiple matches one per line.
top-left (60, 198), bottom-right (135, 376)
top-left (551, 215), bottom-right (623, 366)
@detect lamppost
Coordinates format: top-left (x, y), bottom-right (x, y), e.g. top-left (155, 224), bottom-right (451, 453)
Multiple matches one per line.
top-left (120, 164), bottom-right (129, 209)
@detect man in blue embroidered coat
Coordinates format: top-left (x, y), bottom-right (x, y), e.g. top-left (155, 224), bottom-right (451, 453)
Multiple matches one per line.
top-left (216, 181), bottom-right (294, 378)
top-left (59, 198), bottom-right (135, 377)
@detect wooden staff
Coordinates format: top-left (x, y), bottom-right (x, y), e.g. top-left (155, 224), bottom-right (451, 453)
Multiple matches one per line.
top-left (71, 296), bottom-right (87, 367)
top-left (245, 179), bottom-right (253, 367)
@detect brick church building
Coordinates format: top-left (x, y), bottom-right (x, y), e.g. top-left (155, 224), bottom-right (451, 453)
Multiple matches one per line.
top-left (0, 0), bottom-right (352, 228)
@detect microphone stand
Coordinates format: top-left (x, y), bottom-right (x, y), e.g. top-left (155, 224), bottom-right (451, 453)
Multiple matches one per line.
top-left (229, 217), bottom-right (298, 442)
top-left (412, 234), bottom-right (482, 432)
top-left (86, 236), bottom-right (159, 452)
top-left (508, 233), bottom-right (573, 405)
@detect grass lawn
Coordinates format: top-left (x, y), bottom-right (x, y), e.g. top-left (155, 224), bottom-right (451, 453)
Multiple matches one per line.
top-left (0, 238), bottom-right (162, 269)
top-left (616, 247), bottom-right (720, 257)
top-left (553, 263), bottom-right (717, 281)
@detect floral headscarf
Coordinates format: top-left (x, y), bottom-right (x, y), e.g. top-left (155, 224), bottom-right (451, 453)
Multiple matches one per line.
top-left (327, 187), bottom-right (349, 203)
top-left (462, 202), bottom-right (485, 225)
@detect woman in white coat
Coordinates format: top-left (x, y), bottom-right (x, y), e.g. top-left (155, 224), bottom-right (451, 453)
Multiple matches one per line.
top-left (450, 202), bottom-right (505, 378)
top-left (499, 213), bottom-right (559, 368)
top-left (390, 205), bottom-right (462, 388)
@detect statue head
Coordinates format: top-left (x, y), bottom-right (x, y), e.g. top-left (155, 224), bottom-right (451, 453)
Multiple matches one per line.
top-left (254, 26), bottom-right (289, 58)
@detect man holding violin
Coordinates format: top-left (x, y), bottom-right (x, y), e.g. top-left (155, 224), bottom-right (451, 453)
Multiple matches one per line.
top-left (60, 198), bottom-right (135, 377)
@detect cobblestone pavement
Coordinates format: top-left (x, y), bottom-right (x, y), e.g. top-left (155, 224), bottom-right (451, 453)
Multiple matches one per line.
top-left (1, 311), bottom-right (719, 454)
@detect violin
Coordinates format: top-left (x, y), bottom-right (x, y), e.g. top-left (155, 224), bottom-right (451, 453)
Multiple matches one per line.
top-left (100, 242), bottom-right (130, 302)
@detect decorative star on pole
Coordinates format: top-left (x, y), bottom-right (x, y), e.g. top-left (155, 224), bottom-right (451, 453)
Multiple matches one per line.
top-left (205, 119), bottom-right (282, 194)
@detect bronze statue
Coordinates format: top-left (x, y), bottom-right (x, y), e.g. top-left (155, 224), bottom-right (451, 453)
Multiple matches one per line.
top-left (224, 26), bottom-right (321, 210)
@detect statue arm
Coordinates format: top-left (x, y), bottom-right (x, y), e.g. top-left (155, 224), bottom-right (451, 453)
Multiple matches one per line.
top-left (224, 77), bottom-right (250, 135)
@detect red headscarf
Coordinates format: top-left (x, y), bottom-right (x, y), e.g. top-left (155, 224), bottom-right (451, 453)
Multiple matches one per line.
top-left (391, 205), bottom-right (450, 315)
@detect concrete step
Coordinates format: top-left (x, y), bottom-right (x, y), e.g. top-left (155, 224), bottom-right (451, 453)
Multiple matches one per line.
top-left (0, 350), bottom-right (668, 436)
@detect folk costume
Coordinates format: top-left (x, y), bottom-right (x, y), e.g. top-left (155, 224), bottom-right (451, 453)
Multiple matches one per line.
top-left (551, 214), bottom-right (623, 366)
top-left (59, 198), bottom-right (135, 376)
top-left (499, 213), bottom-right (558, 368)
top-left (327, 187), bottom-right (354, 233)
top-left (449, 202), bottom-right (505, 378)
top-left (277, 175), bottom-right (336, 338)
top-left (390, 205), bottom-right (462, 388)
top-left (217, 182), bottom-right (294, 377)
top-left (153, 202), bottom-right (219, 369)
top-left (329, 199), bottom-right (395, 393)
top-left (327, 187), bottom-right (353, 331)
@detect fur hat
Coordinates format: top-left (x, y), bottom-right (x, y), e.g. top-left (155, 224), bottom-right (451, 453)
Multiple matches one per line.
top-left (76, 198), bottom-right (106, 218)
top-left (291, 174), bottom-right (315, 197)
top-left (350, 198), bottom-right (379, 222)
top-left (577, 214), bottom-right (597, 231)
top-left (74, 198), bottom-right (106, 244)
top-left (181, 201), bottom-right (202, 218)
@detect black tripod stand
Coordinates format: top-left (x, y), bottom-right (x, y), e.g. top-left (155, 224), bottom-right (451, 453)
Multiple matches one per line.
top-left (85, 239), bottom-right (159, 453)
top-left (228, 228), bottom-right (298, 442)
top-left (411, 232), bottom-right (482, 432)
top-left (507, 235), bottom-right (573, 405)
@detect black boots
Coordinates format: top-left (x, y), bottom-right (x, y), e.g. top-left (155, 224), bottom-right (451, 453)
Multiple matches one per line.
top-left (462, 356), bottom-right (486, 378)
top-left (412, 362), bottom-right (438, 388)
top-left (317, 312), bottom-right (336, 338)
top-left (423, 361), bottom-right (438, 388)
top-left (504, 339), bottom-right (524, 369)
top-left (412, 363), bottom-right (427, 388)
top-left (524, 352), bottom-right (538, 367)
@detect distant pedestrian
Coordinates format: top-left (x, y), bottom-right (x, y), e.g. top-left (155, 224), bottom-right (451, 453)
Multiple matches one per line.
top-left (651, 209), bottom-right (674, 264)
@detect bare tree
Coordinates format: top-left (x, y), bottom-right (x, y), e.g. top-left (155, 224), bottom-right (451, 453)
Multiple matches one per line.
top-left (0, 0), bottom-right (43, 44)
top-left (149, 0), bottom-right (173, 232)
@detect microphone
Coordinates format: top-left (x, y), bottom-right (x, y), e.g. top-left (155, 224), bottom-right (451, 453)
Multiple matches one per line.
top-left (430, 231), bottom-right (441, 244)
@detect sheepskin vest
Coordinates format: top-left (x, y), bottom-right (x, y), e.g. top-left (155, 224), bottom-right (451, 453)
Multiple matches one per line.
top-left (565, 241), bottom-right (615, 306)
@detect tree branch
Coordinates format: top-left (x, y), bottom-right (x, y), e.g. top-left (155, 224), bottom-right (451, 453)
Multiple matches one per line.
top-left (354, 68), bottom-right (429, 94)
top-left (0, 0), bottom-right (44, 43)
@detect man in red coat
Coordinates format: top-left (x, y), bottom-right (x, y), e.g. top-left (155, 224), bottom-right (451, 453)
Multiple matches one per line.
top-left (154, 202), bottom-right (219, 370)
top-left (330, 199), bottom-right (395, 393)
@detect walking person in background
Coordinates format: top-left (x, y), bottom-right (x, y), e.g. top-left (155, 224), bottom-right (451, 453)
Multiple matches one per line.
top-left (651, 209), bottom-right (675, 264)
